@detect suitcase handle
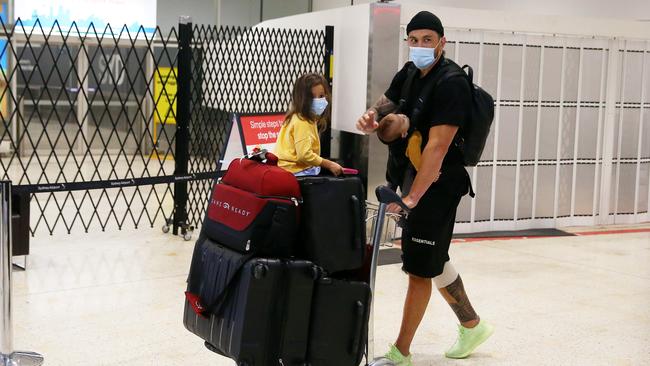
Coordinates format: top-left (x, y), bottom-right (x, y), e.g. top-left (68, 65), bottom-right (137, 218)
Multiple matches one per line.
top-left (246, 149), bottom-right (279, 165)
top-left (375, 185), bottom-right (410, 214)
top-left (350, 300), bottom-right (365, 355)
top-left (350, 195), bottom-right (362, 249)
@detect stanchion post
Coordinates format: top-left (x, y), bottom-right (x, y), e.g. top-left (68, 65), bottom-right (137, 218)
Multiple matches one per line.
top-left (0, 182), bottom-right (11, 365)
top-left (0, 181), bottom-right (43, 365)
top-left (320, 25), bottom-right (334, 159)
top-left (173, 16), bottom-right (193, 236)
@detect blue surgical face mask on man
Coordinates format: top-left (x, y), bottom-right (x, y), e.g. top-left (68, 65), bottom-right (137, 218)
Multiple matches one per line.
top-left (311, 97), bottom-right (328, 116)
top-left (409, 40), bottom-right (441, 70)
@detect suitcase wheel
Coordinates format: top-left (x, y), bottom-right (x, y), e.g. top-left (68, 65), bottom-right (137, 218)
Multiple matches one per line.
top-left (183, 231), bottom-right (193, 241)
top-left (310, 265), bottom-right (320, 280)
top-left (253, 263), bottom-right (268, 279)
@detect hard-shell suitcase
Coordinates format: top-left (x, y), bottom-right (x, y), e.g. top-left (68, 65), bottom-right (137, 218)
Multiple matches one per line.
top-left (297, 176), bottom-right (366, 273)
top-left (184, 239), bottom-right (316, 365)
top-left (306, 277), bottom-right (371, 366)
top-left (303, 186), bottom-right (404, 366)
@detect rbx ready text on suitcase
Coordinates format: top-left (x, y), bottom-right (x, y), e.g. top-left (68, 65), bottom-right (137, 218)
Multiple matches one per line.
top-left (201, 151), bottom-right (302, 258)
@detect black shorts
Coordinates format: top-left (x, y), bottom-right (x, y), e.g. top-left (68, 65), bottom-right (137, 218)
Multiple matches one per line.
top-left (401, 166), bottom-right (469, 278)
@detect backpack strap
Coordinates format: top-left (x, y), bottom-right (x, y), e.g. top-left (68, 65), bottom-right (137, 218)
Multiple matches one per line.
top-left (461, 64), bottom-right (474, 84)
top-left (436, 70), bottom-right (468, 87)
top-left (397, 62), bottom-right (419, 114)
top-left (376, 64), bottom-right (416, 147)
top-left (435, 65), bottom-right (474, 148)
top-left (409, 59), bottom-right (462, 127)
top-left (442, 65), bottom-right (474, 92)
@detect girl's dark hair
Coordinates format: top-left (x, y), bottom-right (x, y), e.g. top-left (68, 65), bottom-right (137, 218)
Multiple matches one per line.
top-left (284, 73), bottom-right (331, 132)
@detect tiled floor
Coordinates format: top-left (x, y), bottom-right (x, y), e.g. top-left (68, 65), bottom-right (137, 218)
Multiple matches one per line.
top-left (8, 224), bottom-right (650, 365)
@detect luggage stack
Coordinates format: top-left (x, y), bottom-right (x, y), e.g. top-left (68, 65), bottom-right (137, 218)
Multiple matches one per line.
top-left (183, 151), bottom-right (371, 366)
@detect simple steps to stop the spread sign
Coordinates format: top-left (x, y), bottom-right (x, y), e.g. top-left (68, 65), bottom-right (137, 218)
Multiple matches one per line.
top-left (237, 113), bottom-right (285, 154)
top-left (220, 113), bottom-right (284, 171)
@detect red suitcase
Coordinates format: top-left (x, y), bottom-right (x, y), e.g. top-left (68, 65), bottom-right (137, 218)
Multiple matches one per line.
top-left (201, 152), bottom-right (302, 257)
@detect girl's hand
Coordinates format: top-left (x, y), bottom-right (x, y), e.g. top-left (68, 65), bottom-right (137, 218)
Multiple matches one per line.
top-left (323, 160), bottom-right (344, 176)
top-left (328, 161), bottom-right (344, 176)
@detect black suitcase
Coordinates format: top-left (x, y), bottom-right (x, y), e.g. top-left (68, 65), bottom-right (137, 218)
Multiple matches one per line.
top-left (297, 176), bottom-right (366, 273)
top-left (184, 239), bottom-right (317, 365)
top-left (307, 277), bottom-right (371, 366)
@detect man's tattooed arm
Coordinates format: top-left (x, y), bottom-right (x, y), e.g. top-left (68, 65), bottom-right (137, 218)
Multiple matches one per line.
top-left (368, 94), bottom-right (399, 121)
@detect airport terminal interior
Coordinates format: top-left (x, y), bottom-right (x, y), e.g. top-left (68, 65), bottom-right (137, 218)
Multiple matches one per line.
top-left (1, 0), bottom-right (649, 365)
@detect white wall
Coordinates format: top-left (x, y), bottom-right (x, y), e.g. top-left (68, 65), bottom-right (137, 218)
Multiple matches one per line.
top-left (262, 0), bottom-right (310, 21)
top-left (315, 0), bottom-right (650, 21)
top-left (315, 1), bottom-right (650, 39)
top-left (219, 0), bottom-right (261, 27)
top-left (433, 0), bottom-right (650, 21)
top-left (157, 0), bottom-right (217, 33)
top-left (313, 0), bottom-right (351, 11)
top-left (257, 5), bottom-right (371, 134)
top-left (399, 2), bottom-right (650, 39)
top-left (218, 0), bottom-right (311, 27)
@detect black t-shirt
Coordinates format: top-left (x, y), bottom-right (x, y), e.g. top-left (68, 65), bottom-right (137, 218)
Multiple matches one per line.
top-left (385, 137), bottom-right (410, 191)
top-left (384, 56), bottom-right (471, 167)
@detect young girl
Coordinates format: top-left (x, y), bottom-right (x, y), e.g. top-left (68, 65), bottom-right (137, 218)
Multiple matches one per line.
top-left (275, 73), bottom-right (343, 176)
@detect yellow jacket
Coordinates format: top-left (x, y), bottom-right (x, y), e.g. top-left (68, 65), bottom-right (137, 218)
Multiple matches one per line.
top-left (275, 114), bottom-right (323, 173)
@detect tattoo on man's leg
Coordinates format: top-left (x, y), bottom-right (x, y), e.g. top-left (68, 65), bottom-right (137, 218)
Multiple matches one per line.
top-left (444, 275), bottom-right (478, 323)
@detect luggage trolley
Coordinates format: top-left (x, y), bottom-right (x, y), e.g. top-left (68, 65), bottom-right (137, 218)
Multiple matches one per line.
top-left (366, 186), bottom-right (411, 362)
top-left (365, 202), bottom-right (402, 249)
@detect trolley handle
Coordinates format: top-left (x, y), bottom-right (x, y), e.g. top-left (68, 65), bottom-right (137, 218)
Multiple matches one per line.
top-left (374, 185), bottom-right (410, 214)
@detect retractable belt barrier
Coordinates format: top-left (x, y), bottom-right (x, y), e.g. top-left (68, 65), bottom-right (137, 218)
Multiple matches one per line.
top-left (12, 172), bottom-right (224, 195)
top-left (0, 181), bottom-right (44, 366)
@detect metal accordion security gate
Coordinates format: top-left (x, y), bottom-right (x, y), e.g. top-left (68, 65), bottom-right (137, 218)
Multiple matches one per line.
top-left (0, 17), bottom-right (328, 240)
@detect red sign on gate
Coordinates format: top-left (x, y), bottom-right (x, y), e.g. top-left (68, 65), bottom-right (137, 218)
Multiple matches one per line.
top-left (236, 113), bottom-right (285, 154)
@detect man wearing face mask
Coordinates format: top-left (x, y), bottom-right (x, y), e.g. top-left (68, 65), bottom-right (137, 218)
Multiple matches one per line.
top-left (357, 11), bottom-right (494, 366)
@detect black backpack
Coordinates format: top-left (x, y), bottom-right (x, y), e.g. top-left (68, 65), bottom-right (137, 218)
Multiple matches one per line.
top-left (399, 60), bottom-right (495, 166)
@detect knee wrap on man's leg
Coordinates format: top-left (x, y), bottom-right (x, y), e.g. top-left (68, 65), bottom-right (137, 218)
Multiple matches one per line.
top-left (433, 261), bottom-right (458, 289)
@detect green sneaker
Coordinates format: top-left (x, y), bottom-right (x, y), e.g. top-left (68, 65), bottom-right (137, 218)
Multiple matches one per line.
top-left (370, 344), bottom-right (413, 366)
top-left (445, 320), bottom-right (495, 359)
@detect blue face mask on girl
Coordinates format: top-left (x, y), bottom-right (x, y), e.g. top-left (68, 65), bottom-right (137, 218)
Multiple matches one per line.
top-left (409, 40), bottom-right (440, 70)
top-left (311, 97), bottom-right (328, 116)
